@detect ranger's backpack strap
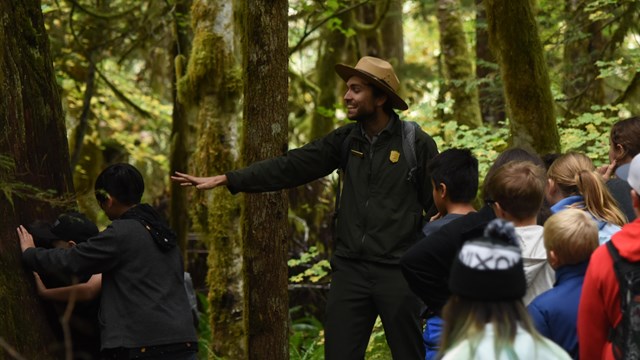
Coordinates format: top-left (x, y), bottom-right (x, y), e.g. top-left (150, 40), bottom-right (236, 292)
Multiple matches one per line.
top-left (402, 121), bottom-right (418, 184)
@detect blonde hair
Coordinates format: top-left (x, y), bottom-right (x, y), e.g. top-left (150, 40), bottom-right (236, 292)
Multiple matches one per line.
top-left (543, 209), bottom-right (598, 267)
top-left (547, 152), bottom-right (627, 226)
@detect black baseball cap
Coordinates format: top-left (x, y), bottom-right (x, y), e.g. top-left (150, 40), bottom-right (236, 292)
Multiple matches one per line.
top-left (28, 212), bottom-right (99, 248)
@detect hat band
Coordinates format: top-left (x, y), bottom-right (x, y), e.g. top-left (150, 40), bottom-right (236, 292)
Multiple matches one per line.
top-left (357, 68), bottom-right (397, 93)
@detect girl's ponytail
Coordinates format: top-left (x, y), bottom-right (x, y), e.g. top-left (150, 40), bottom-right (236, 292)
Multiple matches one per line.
top-left (576, 170), bottom-right (626, 226)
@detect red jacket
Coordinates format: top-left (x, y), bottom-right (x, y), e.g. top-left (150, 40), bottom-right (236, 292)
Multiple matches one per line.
top-left (578, 218), bottom-right (640, 360)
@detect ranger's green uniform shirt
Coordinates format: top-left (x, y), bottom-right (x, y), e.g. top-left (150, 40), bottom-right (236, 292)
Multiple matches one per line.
top-left (226, 114), bottom-right (438, 263)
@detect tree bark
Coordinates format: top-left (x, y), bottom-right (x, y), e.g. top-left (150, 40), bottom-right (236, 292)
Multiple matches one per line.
top-left (242, 0), bottom-right (290, 358)
top-left (437, 0), bottom-right (482, 128)
top-left (562, 0), bottom-right (605, 117)
top-left (475, 0), bottom-right (505, 124)
top-left (381, 0), bottom-right (404, 66)
top-left (170, 0), bottom-right (193, 261)
top-left (0, 0), bottom-right (76, 358)
top-left (177, 0), bottom-right (245, 357)
top-left (485, 0), bottom-right (560, 154)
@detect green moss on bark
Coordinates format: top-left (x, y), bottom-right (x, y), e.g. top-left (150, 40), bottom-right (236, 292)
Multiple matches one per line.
top-left (438, 0), bottom-right (482, 128)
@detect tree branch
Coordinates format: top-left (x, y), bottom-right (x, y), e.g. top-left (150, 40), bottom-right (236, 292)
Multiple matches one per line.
top-left (350, 0), bottom-right (391, 33)
top-left (63, 0), bottom-right (141, 20)
top-left (96, 68), bottom-right (152, 118)
top-left (289, 0), bottom-right (372, 56)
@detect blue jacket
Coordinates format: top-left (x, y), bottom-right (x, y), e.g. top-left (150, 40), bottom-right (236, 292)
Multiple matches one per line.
top-left (527, 261), bottom-right (589, 359)
top-left (550, 195), bottom-right (620, 244)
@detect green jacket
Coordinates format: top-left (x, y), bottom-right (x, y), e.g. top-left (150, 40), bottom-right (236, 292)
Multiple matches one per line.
top-left (226, 114), bottom-right (438, 263)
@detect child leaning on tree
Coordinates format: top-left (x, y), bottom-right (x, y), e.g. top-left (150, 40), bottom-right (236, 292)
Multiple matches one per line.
top-left (18, 163), bottom-right (197, 359)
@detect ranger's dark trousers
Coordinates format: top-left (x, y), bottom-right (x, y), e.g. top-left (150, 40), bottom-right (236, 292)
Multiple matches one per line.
top-left (324, 256), bottom-right (424, 360)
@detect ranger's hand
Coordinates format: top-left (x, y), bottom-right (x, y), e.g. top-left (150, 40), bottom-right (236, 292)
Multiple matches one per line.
top-left (171, 172), bottom-right (228, 190)
top-left (16, 225), bottom-right (35, 253)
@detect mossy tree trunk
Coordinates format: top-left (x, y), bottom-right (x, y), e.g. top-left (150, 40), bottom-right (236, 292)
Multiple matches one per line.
top-left (562, 0), bottom-right (605, 117)
top-left (437, 0), bottom-right (482, 128)
top-left (311, 20), bottom-right (349, 141)
top-left (352, 0), bottom-right (391, 59)
top-left (170, 0), bottom-right (193, 261)
top-left (486, 0), bottom-right (561, 154)
top-left (381, 0), bottom-right (404, 66)
top-left (242, 0), bottom-right (289, 357)
top-left (475, 0), bottom-right (505, 124)
top-left (0, 1), bottom-right (76, 358)
top-left (177, 0), bottom-right (245, 358)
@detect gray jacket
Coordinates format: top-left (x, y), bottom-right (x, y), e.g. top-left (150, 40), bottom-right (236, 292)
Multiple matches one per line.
top-left (23, 218), bottom-right (197, 349)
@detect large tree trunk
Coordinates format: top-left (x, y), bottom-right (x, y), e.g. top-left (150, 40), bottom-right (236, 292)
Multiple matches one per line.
top-left (437, 0), bottom-right (482, 128)
top-left (177, 0), bottom-right (245, 358)
top-left (475, 0), bottom-right (505, 124)
top-left (0, 0), bottom-right (75, 358)
top-left (485, 0), bottom-right (560, 154)
top-left (242, 0), bottom-right (290, 357)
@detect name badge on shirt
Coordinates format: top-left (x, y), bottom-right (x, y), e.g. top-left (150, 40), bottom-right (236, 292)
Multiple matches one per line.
top-left (389, 150), bottom-right (400, 163)
top-left (350, 149), bottom-right (364, 158)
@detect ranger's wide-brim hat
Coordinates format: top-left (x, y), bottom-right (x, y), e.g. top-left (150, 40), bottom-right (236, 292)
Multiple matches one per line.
top-left (335, 56), bottom-right (408, 111)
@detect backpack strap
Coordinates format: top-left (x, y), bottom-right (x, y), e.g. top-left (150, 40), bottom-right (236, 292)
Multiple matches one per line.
top-left (606, 240), bottom-right (636, 353)
top-left (402, 121), bottom-right (418, 184)
top-left (334, 128), bottom-right (357, 241)
top-left (607, 241), bottom-right (635, 305)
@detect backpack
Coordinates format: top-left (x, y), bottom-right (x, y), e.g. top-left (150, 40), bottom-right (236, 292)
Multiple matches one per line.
top-left (606, 241), bottom-right (640, 360)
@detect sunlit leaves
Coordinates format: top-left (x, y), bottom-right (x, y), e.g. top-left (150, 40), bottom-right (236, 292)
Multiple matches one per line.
top-left (288, 246), bottom-right (331, 283)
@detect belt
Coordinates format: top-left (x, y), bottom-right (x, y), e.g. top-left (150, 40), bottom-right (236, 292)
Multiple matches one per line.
top-left (102, 342), bottom-right (197, 359)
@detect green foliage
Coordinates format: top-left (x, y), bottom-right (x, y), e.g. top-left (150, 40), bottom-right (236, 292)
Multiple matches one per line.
top-left (406, 115), bottom-right (510, 182)
top-left (288, 309), bottom-right (393, 360)
top-left (43, 0), bottom-right (174, 211)
top-left (195, 292), bottom-right (223, 360)
top-left (365, 317), bottom-right (392, 360)
top-left (0, 154), bottom-right (72, 209)
top-left (288, 246), bottom-right (331, 283)
top-left (289, 306), bottom-right (324, 360)
top-left (558, 107), bottom-right (623, 166)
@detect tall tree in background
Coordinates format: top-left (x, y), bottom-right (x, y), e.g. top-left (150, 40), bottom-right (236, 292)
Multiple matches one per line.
top-left (170, 0), bottom-right (193, 260)
top-left (475, 0), bottom-right (505, 124)
top-left (352, 0), bottom-right (391, 58)
top-left (177, 0), bottom-right (245, 357)
top-left (562, 0), bottom-right (605, 117)
top-left (0, 0), bottom-right (75, 358)
top-left (381, 0), bottom-right (404, 66)
top-left (437, 0), bottom-right (482, 127)
top-left (486, 0), bottom-right (560, 154)
top-left (242, 0), bottom-right (290, 357)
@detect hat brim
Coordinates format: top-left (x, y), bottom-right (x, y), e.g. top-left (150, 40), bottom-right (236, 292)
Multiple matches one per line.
top-left (335, 64), bottom-right (409, 111)
top-left (27, 222), bottom-right (59, 241)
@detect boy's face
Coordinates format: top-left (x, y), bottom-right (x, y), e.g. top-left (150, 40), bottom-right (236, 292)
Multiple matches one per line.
top-left (98, 195), bottom-right (118, 220)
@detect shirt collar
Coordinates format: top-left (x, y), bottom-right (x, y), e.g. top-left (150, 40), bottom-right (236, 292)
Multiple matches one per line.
top-left (550, 195), bottom-right (584, 213)
top-left (359, 113), bottom-right (398, 143)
